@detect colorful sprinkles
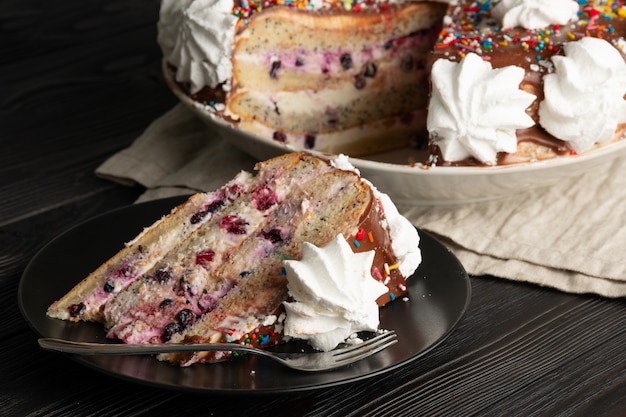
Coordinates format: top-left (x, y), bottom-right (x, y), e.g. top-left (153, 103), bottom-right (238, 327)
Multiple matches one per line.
top-left (352, 226), bottom-right (405, 302)
top-left (437, 0), bottom-right (626, 63)
top-left (233, 0), bottom-right (383, 21)
top-left (231, 327), bottom-right (278, 350)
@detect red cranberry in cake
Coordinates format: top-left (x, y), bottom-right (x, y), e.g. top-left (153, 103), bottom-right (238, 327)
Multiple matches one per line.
top-left (218, 215), bottom-right (248, 234)
top-left (251, 185), bottom-right (279, 211)
top-left (195, 249), bottom-right (216, 268)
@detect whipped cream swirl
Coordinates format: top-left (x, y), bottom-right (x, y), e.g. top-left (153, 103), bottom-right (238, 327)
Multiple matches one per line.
top-left (282, 235), bottom-right (389, 352)
top-left (427, 53), bottom-right (536, 165)
top-left (331, 154), bottom-right (421, 277)
top-left (539, 37), bottom-right (626, 153)
top-left (491, 0), bottom-right (579, 30)
top-left (158, 0), bottom-right (238, 92)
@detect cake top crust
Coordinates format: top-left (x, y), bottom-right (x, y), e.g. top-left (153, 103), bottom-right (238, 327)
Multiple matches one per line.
top-left (435, 0), bottom-right (626, 67)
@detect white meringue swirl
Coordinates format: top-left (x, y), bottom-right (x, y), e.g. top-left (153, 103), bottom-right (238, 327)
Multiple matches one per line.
top-left (491, 0), bottom-right (579, 30)
top-left (539, 37), bottom-right (626, 153)
top-left (282, 235), bottom-right (389, 352)
top-left (330, 154), bottom-right (421, 278)
top-left (427, 53), bottom-right (536, 165)
top-left (158, 0), bottom-right (238, 93)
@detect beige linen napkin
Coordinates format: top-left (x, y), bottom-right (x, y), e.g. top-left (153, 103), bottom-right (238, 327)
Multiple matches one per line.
top-left (96, 104), bottom-right (626, 297)
top-left (97, 105), bottom-right (257, 202)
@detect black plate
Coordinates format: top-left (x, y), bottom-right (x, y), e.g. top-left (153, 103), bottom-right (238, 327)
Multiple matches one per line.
top-left (19, 196), bottom-right (471, 394)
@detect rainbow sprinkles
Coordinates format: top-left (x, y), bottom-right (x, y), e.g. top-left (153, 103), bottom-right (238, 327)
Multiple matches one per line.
top-left (437, 0), bottom-right (626, 62)
top-left (233, 0), bottom-right (397, 20)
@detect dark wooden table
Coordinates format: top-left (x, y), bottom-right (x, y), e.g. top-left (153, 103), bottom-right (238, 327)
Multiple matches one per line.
top-left (2, 1), bottom-right (625, 416)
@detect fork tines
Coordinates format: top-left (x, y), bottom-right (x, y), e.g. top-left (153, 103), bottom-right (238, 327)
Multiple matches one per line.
top-left (333, 331), bottom-right (398, 362)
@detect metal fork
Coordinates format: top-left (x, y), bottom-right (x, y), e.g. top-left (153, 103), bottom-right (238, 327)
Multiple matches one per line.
top-left (38, 331), bottom-right (397, 372)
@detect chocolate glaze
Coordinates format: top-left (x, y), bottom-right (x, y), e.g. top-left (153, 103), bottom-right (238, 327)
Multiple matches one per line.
top-left (430, 0), bottom-right (626, 166)
top-left (350, 189), bottom-right (409, 306)
top-left (430, 126), bottom-right (571, 167)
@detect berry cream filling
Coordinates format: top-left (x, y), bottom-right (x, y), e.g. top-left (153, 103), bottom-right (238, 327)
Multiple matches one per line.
top-left (233, 29), bottom-right (436, 79)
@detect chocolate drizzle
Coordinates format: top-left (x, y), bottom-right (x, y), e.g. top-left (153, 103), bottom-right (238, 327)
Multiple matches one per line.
top-left (429, 0), bottom-right (626, 166)
top-left (349, 187), bottom-right (409, 306)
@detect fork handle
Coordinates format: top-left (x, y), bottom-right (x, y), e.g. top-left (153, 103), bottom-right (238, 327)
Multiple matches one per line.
top-left (38, 338), bottom-right (265, 356)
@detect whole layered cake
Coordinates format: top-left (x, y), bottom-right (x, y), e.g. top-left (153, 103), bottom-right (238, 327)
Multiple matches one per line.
top-left (47, 152), bottom-right (421, 366)
top-left (159, 0), bottom-right (626, 166)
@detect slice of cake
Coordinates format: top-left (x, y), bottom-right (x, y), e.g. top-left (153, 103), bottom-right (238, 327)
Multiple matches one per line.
top-left (47, 152), bottom-right (421, 367)
top-left (159, 0), bottom-right (447, 156)
top-left (427, 0), bottom-right (626, 166)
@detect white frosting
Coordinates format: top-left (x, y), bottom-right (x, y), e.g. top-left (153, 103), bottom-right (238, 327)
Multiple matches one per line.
top-left (491, 0), bottom-right (579, 30)
top-left (282, 236), bottom-right (389, 351)
top-left (158, 0), bottom-right (238, 92)
top-left (330, 154), bottom-right (421, 276)
top-left (330, 153), bottom-right (356, 172)
top-left (539, 37), bottom-right (626, 153)
top-left (427, 53), bottom-right (536, 165)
